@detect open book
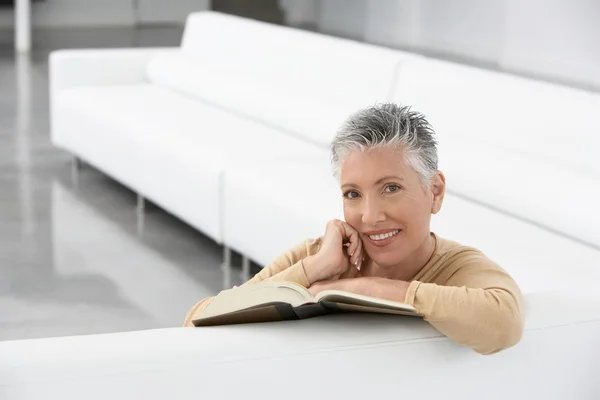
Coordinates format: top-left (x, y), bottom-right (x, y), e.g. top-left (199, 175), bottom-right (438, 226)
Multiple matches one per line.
top-left (192, 280), bottom-right (421, 327)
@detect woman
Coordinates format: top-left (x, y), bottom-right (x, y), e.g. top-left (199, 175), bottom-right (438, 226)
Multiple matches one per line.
top-left (184, 103), bottom-right (524, 355)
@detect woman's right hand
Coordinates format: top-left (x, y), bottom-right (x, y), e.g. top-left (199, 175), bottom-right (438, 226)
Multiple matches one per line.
top-left (303, 219), bottom-right (364, 285)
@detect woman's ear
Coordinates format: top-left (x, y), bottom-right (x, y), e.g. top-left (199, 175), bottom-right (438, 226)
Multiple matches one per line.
top-left (430, 171), bottom-right (446, 214)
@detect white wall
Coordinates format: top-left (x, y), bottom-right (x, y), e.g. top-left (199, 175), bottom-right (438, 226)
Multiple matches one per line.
top-left (0, 0), bottom-right (210, 29)
top-left (314, 0), bottom-right (600, 89)
top-left (137, 0), bottom-right (210, 24)
top-left (316, 0), bottom-right (366, 40)
top-left (501, 0), bottom-right (600, 89)
top-left (33, 0), bottom-right (134, 27)
top-left (279, 0), bottom-right (317, 27)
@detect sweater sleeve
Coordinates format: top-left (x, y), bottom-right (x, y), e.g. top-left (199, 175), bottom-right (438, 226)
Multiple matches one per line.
top-left (404, 252), bottom-right (524, 355)
top-left (243, 237), bottom-right (322, 287)
top-left (182, 238), bottom-right (322, 327)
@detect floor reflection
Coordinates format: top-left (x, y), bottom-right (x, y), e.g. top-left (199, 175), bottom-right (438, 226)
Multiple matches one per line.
top-left (50, 180), bottom-right (220, 327)
top-left (0, 30), bottom-right (244, 340)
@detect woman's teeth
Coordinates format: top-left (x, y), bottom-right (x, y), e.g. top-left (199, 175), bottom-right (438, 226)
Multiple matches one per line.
top-left (368, 230), bottom-right (399, 241)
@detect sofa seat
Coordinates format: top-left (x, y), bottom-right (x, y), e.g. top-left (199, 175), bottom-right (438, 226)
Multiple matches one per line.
top-left (55, 83), bottom-right (324, 243)
top-left (223, 158), bottom-right (600, 294)
top-left (223, 155), bottom-right (337, 265)
top-left (2, 291), bottom-right (600, 399)
top-left (439, 138), bottom-right (600, 249)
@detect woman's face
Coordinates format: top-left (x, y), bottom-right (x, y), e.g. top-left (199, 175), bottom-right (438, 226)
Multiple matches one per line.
top-left (340, 146), bottom-right (445, 268)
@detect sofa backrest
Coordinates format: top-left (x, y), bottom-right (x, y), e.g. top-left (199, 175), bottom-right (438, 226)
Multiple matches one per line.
top-left (2, 291), bottom-right (599, 399)
top-left (145, 11), bottom-right (417, 147)
top-left (393, 57), bottom-right (600, 248)
top-left (393, 57), bottom-right (600, 177)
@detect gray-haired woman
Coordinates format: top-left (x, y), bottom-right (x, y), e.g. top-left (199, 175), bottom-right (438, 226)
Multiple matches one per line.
top-left (184, 103), bottom-right (524, 355)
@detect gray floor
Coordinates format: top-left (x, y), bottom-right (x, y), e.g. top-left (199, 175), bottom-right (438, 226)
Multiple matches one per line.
top-left (0, 27), bottom-right (249, 342)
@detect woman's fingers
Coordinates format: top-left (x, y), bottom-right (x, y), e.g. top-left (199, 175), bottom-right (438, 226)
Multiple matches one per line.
top-left (342, 221), bottom-right (363, 269)
top-left (328, 219), bottom-right (364, 271)
top-left (347, 238), bottom-right (359, 258)
top-left (350, 246), bottom-right (360, 266)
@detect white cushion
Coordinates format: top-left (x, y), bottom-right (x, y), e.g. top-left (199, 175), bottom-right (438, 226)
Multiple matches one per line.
top-left (55, 84), bottom-right (324, 243)
top-left (223, 158), bottom-right (600, 294)
top-left (432, 193), bottom-right (600, 294)
top-left (440, 139), bottom-right (600, 248)
top-left (145, 52), bottom-right (351, 147)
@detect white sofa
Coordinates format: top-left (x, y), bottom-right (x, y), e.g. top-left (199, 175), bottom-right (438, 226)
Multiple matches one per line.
top-left (50, 48), bottom-right (323, 244)
top-left (4, 10), bottom-right (597, 399)
top-left (50, 11), bottom-right (413, 244)
top-left (2, 291), bottom-right (600, 399)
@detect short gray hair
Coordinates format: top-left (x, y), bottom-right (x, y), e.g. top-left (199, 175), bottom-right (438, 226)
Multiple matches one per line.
top-left (331, 103), bottom-right (438, 188)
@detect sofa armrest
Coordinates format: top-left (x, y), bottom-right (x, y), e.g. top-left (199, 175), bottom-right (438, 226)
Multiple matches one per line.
top-left (49, 47), bottom-right (178, 143)
top-left (49, 47), bottom-right (179, 92)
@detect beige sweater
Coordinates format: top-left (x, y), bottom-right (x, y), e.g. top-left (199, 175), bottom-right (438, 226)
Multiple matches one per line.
top-left (184, 234), bottom-right (524, 354)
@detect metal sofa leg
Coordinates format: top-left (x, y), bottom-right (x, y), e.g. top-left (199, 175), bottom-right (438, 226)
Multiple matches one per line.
top-left (136, 193), bottom-right (145, 215)
top-left (221, 246), bottom-right (232, 289)
top-left (136, 194), bottom-right (145, 235)
top-left (241, 255), bottom-right (251, 282)
top-left (70, 155), bottom-right (81, 186)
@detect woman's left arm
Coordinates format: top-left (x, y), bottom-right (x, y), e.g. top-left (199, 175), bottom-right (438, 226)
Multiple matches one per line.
top-left (404, 268), bottom-right (524, 355)
top-left (310, 258), bottom-right (524, 355)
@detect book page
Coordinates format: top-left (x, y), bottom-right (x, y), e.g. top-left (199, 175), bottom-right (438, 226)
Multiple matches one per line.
top-left (199, 281), bottom-right (314, 319)
top-left (315, 290), bottom-right (418, 314)
top-left (321, 301), bottom-right (421, 317)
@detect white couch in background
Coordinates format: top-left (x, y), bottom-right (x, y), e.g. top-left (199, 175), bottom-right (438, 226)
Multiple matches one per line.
top-left (50, 11), bottom-right (412, 244)
top-left (50, 49), bottom-right (323, 244)
top-left (5, 9), bottom-right (596, 400)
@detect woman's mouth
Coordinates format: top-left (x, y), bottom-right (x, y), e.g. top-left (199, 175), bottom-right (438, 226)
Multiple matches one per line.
top-left (365, 229), bottom-right (401, 247)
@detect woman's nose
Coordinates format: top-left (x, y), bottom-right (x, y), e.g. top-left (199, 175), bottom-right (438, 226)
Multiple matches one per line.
top-left (361, 198), bottom-right (386, 226)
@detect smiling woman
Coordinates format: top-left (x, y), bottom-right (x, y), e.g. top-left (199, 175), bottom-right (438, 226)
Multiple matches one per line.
top-left (184, 103), bottom-right (524, 355)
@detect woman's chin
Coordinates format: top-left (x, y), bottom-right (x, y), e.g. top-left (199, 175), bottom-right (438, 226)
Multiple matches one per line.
top-left (367, 251), bottom-right (405, 269)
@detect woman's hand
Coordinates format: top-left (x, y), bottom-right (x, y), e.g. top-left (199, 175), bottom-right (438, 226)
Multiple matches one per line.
top-left (303, 219), bottom-right (364, 285)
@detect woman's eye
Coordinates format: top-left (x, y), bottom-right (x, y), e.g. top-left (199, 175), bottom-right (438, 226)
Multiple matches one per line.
top-left (384, 184), bottom-right (401, 193)
top-left (343, 190), bottom-right (360, 199)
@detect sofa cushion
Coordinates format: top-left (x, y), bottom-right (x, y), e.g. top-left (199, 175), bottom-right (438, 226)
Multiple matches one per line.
top-left (145, 52), bottom-right (350, 147)
top-left (434, 193), bottom-right (600, 294)
top-left (440, 138), bottom-right (600, 248)
top-left (55, 84), bottom-right (326, 243)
